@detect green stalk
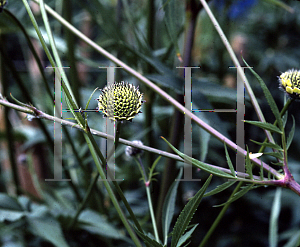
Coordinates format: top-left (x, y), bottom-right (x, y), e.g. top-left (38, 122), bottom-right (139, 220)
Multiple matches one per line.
top-left (198, 182), bottom-right (243, 247)
top-left (83, 131), bottom-right (143, 247)
top-left (134, 156), bottom-right (160, 242)
top-left (146, 185), bottom-right (160, 242)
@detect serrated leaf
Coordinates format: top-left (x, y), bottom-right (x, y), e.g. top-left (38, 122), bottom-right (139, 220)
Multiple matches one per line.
top-left (85, 87), bottom-right (99, 120)
top-left (176, 224), bottom-right (198, 247)
top-left (171, 175), bottom-right (212, 247)
top-left (224, 142), bottom-right (236, 177)
top-left (214, 184), bottom-right (255, 207)
top-left (243, 58), bottom-right (283, 131)
top-left (204, 181), bottom-right (236, 197)
top-left (161, 137), bottom-right (235, 179)
top-left (244, 120), bottom-right (282, 134)
top-left (286, 115), bottom-right (295, 150)
top-left (269, 188), bottom-right (282, 247)
top-left (135, 228), bottom-right (165, 247)
top-left (162, 168), bottom-right (183, 245)
top-left (250, 139), bottom-right (283, 151)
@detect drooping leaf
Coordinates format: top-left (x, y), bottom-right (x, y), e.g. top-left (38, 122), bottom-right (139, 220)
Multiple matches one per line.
top-left (162, 168), bottom-right (183, 245)
top-left (161, 137), bottom-right (235, 179)
top-left (171, 175), bottom-right (212, 247)
top-left (244, 120), bottom-right (282, 134)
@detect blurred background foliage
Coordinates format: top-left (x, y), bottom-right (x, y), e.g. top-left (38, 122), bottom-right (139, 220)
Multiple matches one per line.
top-left (0, 0), bottom-right (300, 246)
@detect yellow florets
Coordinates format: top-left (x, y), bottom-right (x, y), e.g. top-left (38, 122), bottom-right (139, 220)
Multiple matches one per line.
top-left (279, 69), bottom-right (300, 99)
top-left (97, 81), bottom-right (144, 121)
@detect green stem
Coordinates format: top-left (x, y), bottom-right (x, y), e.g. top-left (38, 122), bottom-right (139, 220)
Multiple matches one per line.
top-left (198, 182), bottom-right (243, 247)
top-left (134, 157), bottom-right (159, 242)
top-left (67, 173), bottom-right (100, 229)
top-left (146, 185), bottom-right (160, 242)
top-left (84, 131), bottom-right (143, 247)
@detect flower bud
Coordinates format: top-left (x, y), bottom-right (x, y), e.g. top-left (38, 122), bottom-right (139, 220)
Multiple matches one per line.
top-left (97, 81), bottom-right (144, 121)
top-left (279, 69), bottom-right (300, 99)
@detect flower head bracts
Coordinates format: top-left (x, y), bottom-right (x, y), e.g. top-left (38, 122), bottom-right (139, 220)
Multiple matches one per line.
top-left (279, 69), bottom-right (300, 99)
top-left (97, 81), bottom-right (144, 121)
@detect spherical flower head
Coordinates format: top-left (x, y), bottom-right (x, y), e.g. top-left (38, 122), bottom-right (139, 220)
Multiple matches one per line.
top-left (279, 69), bottom-right (300, 99)
top-left (97, 81), bottom-right (144, 121)
top-left (125, 140), bottom-right (144, 157)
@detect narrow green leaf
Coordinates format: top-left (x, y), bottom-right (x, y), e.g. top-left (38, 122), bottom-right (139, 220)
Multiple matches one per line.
top-left (269, 188), bottom-right (282, 247)
top-left (214, 184), bottom-right (255, 207)
top-left (163, 0), bottom-right (184, 61)
top-left (263, 0), bottom-right (294, 13)
top-left (282, 111), bottom-right (288, 128)
top-left (161, 137), bottom-right (234, 179)
top-left (250, 139), bottom-right (283, 151)
top-left (245, 146), bottom-right (253, 180)
top-left (149, 156), bottom-right (162, 182)
top-left (271, 162), bottom-right (284, 167)
top-left (264, 152), bottom-right (284, 160)
top-left (204, 181), bottom-right (236, 197)
top-left (224, 142), bottom-right (236, 177)
top-left (162, 168), bottom-right (183, 245)
top-left (85, 87), bottom-right (99, 120)
top-left (260, 160), bottom-right (264, 181)
top-left (283, 230), bottom-right (300, 247)
top-left (286, 115), bottom-right (295, 150)
top-left (244, 120), bottom-right (282, 134)
top-left (171, 175), bottom-right (212, 247)
top-left (135, 228), bottom-right (165, 247)
top-left (176, 224), bottom-right (198, 247)
top-left (243, 58), bottom-right (283, 131)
